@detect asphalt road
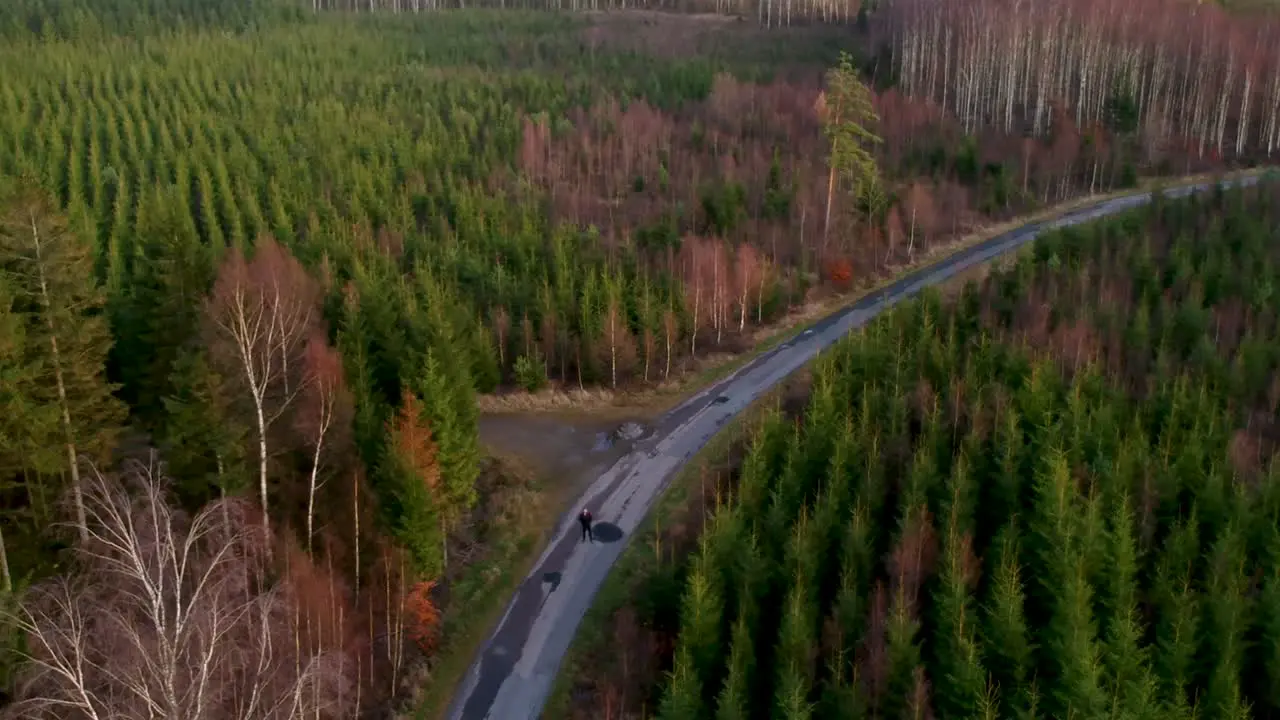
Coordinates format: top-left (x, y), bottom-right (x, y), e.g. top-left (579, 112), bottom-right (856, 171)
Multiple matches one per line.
top-left (445, 174), bottom-right (1266, 720)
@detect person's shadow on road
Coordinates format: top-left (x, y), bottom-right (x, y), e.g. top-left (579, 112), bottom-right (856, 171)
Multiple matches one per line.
top-left (592, 522), bottom-right (623, 543)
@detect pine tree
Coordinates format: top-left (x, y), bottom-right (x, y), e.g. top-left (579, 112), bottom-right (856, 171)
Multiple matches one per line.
top-left (1150, 517), bottom-right (1201, 716)
top-left (115, 182), bottom-right (215, 425)
top-left (414, 349), bottom-right (478, 569)
top-left (0, 272), bottom-right (60, 589)
top-left (775, 569), bottom-right (817, 699)
top-left (832, 504), bottom-right (873, 652)
top-left (1252, 536), bottom-right (1280, 715)
top-left (158, 347), bottom-right (250, 507)
top-left (882, 588), bottom-right (923, 720)
top-left (775, 660), bottom-right (814, 720)
top-left (1030, 450), bottom-right (1105, 719)
top-left (818, 51), bottom-right (882, 241)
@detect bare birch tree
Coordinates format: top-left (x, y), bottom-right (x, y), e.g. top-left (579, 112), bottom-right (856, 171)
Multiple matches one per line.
top-left (1, 459), bottom-right (355, 720)
top-left (295, 331), bottom-right (352, 557)
top-left (206, 236), bottom-right (320, 542)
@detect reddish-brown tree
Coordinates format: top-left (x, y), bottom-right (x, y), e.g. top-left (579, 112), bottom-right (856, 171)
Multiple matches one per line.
top-left (825, 256), bottom-right (853, 291)
top-left (295, 331), bottom-right (353, 557)
top-left (3, 460), bottom-right (355, 720)
top-left (902, 183), bottom-right (937, 260)
top-left (734, 244), bottom-right (762, 333)
top-left (388, 392), bottom-right (442, 494)
top-left (206, 236), bottom-right (321, 542)
top-left (405, 580), bottom-right (441, 653)
top-left (885, 206), bottom-right (906, 265)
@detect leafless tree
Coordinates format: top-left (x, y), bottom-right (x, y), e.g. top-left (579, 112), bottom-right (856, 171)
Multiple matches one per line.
top-left (1, 459), bottom-right (355, 720)
top-left (206, 236), bottom-right (320, 542)
top-left (295, 331), bottom-right (353, 557)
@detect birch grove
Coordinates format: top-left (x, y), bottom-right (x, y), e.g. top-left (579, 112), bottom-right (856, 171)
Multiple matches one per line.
top-left (890, 0), bottom-right (1280, 161)
top-left (308, 0), bottom-right (865, 23)
top-left (1, 460), bottom-right (355, 720)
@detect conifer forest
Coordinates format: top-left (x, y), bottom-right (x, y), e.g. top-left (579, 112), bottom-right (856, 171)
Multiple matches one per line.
top-left (615, 182), bottom-right (1280, 720)
top-left (0, 0), bottom-right (1277, 717)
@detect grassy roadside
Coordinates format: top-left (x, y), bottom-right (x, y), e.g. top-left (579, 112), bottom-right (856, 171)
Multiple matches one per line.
top-left (477, 167), bottom-right (1274, 418)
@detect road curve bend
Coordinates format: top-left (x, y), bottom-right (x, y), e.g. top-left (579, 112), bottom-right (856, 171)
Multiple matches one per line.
top-left (446, 174), bottom-right (1266, 720)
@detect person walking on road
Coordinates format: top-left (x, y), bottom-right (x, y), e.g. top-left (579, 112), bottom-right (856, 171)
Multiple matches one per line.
top-left (579, 508), bottom-right (594, 543)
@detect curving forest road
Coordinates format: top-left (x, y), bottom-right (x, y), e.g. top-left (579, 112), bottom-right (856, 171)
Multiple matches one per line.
top-left (445, 174), bottom-right (1266, 720)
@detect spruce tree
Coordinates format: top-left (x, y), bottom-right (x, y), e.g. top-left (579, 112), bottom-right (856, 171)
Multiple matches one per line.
top-left (1150, 517), bottom-right (1201, 716)
top-left (1099, 494), bottom-right (1159, 720)
top-left (0, 182), bottom-right (125, 542)
top-left (981, 524), bottom-right (1036, 718)
top-left (882, 588), bottom-right (923, 720)
top-left (114, 182), bottom-right (215, 425)
top-left (0, 272), bottom-right (60, 587)
top-left (414, 349), bottom-right (478, 568)
top-left (681, 549), bottom-right (725, 691)
top-left (932, 515), bottom-right (984, 717)
top-left (1200, 522), bottom-right (1252, 720)
top-left (775, 570), bottom-right (817, 698)
top-left (714, 612), bottom-right (754, 720)
top-left (158, 347), bottom-right (250, 507)
top-left (658, 645), bottom-right (704, 720)
top-left (1030, 450), bottom-right (1105, 719)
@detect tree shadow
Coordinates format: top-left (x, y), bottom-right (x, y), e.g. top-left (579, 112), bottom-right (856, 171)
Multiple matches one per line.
top-left (592, 522), bottom-right (623, 544)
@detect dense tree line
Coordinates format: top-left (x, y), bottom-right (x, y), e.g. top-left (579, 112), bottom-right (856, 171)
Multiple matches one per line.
top-left (890, 0), bottom-right (1280, 162)
top-left (0, 0), bottom-right (301, 39)
top-left (590, 182), bottom-right (1280, 719)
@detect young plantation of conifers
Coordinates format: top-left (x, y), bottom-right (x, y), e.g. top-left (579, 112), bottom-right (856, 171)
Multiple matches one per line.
top-left (653, 184), bottom-right (1280, 720)
top-left (2, 0), bottom-right (1280, 714)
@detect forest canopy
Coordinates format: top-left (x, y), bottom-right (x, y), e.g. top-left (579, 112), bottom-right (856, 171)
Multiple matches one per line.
top-left (0, 0), bottom-right (1275, 715)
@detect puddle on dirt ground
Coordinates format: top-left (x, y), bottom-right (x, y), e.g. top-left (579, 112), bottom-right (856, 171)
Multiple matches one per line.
top-left (591, 432), bottom-right (613, 452)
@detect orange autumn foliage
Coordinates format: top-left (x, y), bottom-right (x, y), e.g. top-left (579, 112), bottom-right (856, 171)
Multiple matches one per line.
top-left (388, 390), bottom-right (441, 493)
top-left (824, 256), bottom-right (853, 291)
top-left (406, 579), bottom-right (441, 652)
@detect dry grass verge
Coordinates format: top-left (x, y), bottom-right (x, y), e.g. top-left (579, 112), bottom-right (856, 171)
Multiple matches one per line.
top-left (394, 453), bottom-right (563, 720)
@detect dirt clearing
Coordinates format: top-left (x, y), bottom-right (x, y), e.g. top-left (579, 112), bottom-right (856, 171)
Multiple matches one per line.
top-left (479, 411), bottom-right (655, 490)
